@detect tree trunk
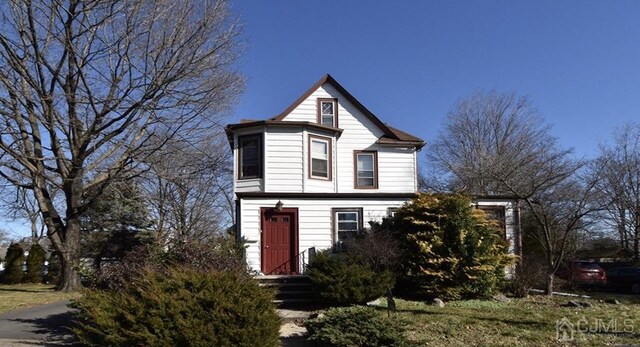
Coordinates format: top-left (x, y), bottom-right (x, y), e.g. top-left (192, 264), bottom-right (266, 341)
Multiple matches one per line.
top-left (545, 271), bottom-right (554, 295)
top-left (56, 219), bottom-right (82, 292)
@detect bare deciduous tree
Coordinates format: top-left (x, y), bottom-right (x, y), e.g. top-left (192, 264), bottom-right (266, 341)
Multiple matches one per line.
top-left (595, 123), bottom-right (640, 259)
top-left (1, 187), bottom-right (46, 241)
top-left (143, 133), bottom-right (234, 243)
top-left (429, 90), bottom-right (600, 294)
top-left (0, 0), bottom-right (244, 291)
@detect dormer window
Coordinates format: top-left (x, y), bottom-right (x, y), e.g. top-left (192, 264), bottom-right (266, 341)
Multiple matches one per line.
top-left (317, 98), bottom-right (338, 127)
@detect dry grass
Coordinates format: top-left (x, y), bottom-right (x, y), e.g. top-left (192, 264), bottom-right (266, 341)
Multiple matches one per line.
top-left (374, 294), bottom-right (640, 346)
top-left (0, 283), bottom-right (80, 314)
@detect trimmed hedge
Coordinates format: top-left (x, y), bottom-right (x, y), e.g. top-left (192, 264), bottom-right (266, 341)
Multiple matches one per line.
top-left (72, 267), bottom-right (280, 347)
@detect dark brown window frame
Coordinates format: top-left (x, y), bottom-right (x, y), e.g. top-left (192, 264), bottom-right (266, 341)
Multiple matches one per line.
top-left (316, 98), bottom-right (338, 128)
top-left (308, 135), bottom-right (332, 181)
top-left (354, 150), bottom-right (378, 189)
top-left (237, 134), bottom-right (263, 180)
top-left (331, 207), bottom-right (364, 248)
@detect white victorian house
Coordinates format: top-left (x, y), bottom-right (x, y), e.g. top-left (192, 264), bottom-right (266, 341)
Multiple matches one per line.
top-left (226, 75), bottom-right (425, 275)
top-left (226, 75), bottom-right (521, 275)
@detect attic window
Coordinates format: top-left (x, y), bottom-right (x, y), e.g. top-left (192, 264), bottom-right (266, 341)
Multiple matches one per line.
top-left (317, 98), bottom-right (338, 127)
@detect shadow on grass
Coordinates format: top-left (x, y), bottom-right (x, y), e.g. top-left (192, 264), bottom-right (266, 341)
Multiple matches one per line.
top-left (0, 287), bottom-right (55, 293)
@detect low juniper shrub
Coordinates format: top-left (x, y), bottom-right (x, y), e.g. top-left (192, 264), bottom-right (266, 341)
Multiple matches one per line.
top-left (305, 306), bottom-right (409, 347)
top-left (72, 267), bottom-right (280, 347)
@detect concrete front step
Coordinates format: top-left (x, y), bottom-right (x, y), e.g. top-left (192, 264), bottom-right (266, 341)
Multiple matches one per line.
top-left (256, 275), bottom-right (315, 308)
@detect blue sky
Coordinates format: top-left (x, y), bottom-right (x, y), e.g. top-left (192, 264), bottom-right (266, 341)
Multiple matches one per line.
top-left (6, 1), bottom-right (640, 239)
top-left (231, 0), bottom-right (640, 158)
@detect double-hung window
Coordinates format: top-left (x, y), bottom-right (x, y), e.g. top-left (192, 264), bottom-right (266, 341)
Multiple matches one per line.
top-left (317, 98), bottom-right (337, 127)
top-left (309, 136), bottom-right (331, 180)
top-left (354, 151), bottom-right (377, 188)
top-left (333, 208), bottom-right (362, 250)
top-left (238, 134), bottom-right (262, 179)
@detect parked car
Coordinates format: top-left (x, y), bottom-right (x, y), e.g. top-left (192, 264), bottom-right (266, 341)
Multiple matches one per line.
top-left (562, 260), bottom-right (607, 288)
top-left (605, 267), bottom-right (640, 294)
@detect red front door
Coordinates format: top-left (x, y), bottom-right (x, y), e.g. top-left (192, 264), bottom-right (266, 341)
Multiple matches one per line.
top-left (262, 208), bottom-right (297, 275)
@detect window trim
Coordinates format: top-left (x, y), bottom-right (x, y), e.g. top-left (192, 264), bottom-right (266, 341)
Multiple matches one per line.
top-left (237, 134), bottom-right (263, 180)
top-left (308, 135), bottom-right (332, 181)
top-left (332, 208), bottom-right (363, 248)
top-left (387, 207), bottom-right (399, 218)
top-left (354, 150), bottom-right (378, 189)
top-left (317, 98), bottom-right (338, 127)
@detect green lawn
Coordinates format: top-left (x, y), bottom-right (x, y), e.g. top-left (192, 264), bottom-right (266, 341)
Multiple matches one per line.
top-left (0, 283), bottom-right (80, 314)
top-left (375, 295), bottom-right (640, 346)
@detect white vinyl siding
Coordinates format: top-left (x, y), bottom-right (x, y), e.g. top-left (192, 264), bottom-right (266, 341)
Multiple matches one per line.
top-left (282, 84), bottom-right (416, 193)
top-left (264, 129), bottom-right (303, 192)
top-left (310, 137), bottom-right (330, 180)
top-left (239, 197), bottom-right (408, 273)
top-left (355, 152), bottom-right (376, 188)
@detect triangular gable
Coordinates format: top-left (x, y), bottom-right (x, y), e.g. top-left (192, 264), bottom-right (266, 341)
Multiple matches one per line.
top-left (270, 74), bottom-right (402, 141)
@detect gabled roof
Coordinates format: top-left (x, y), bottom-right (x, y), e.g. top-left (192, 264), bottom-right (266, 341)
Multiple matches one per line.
top-left (270, 74), bottom-right (425, 149)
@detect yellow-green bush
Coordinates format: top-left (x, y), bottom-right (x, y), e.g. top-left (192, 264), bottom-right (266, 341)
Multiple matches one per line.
top-left (390, 193), bottom-right (514, 300)
top-left (72, 267), bottom-right (280, 347)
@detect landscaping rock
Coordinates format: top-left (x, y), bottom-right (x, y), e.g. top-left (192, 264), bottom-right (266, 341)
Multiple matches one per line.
top-left (562, 300), bottom-right (592, 308)
top-left (366, 299), bottom-right (381, 306)
top-left (431, 298), bottom-right (445, 308)
top-left (492, 293), bottom-right (511, 303)
top-left (605, 299), bottom-right (621, 305)
top-left (563, 300), bottom-right (580, 308)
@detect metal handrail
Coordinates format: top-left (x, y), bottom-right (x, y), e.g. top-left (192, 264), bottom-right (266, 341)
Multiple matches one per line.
top-left (265, 247), bottom-right (314, 275)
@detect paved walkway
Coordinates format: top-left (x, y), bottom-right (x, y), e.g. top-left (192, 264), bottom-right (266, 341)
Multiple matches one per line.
top-left (0, 301), bottom-right (315, 346)
top-left (0, 300), bottom-right (77, 346)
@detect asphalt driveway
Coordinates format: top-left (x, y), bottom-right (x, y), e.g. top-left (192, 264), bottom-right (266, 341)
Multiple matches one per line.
top-left (0, 300), bottom-right (77, 346)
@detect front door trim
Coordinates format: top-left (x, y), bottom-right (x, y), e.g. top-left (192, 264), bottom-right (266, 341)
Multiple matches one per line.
top-left (260, 207), bottom-right (299, 274)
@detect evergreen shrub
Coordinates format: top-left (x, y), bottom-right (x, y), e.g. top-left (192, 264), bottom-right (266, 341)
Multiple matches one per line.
top-left (24, 243), bottom-right (46, 283)
top-left (390, 193), bottom-right (514, 300)
top-left (46, 251), bottom-right (62, 285)
top-left (307, 250), bottom-right (394, 306)
top-left (2, 243), bottom-right (24, 284)
top-left (73, 267), bottom-right (280, 347)
top-left (305, 306), bottom-right (408, 347)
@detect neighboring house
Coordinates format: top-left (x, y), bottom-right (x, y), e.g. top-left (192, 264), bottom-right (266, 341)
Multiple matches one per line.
top-left (226, 75), bottom-right (425, 275)
top-left (0, 244), bottom-right (7, 271)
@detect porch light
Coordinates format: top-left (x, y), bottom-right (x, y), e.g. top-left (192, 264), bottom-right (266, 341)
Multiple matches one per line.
top-left (275, 200), bottom-right (283, 211)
